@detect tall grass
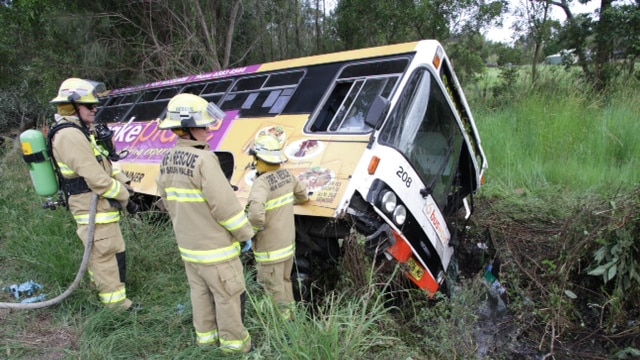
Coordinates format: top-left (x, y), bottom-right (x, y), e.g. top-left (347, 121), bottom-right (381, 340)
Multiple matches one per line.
top-left (2, 66), bottom-right (638, 359)
top-left (470, 65), bottom-right (640, 197)
top-left (2, 141), bottom-right (443, 359)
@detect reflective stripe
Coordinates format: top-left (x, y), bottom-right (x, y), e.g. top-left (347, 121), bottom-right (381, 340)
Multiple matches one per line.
top-left (90, 134), bottom-right (109, 157)
top-left (264, 192), bottom-right (294, 211)
top-left (219, 211), bottom-right (250, 232)
top-left (99, 288), bottom-right (127, 304)
top-left (252, 225), bottom-right (261, 232)
top-left (112, 169), bottom-right (123, 176)
top-left (75, 211), bottom-right (121, 224)
top-left (220, 333), bottom-right (250, 353)
top-left (102, 179), bottom-right (122, 198)
top-left (254, 243), bottom-right (295, 263)
top-left (196, 330), bottom-right (219, 345)
top-left (179, 243), bottom-right (241, 264)
top-left (57, 163), bottom-right (75, 176)
top-left (165, 187), bottom-right (206, 202)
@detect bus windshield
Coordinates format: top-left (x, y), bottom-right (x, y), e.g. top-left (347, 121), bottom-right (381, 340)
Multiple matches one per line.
top-left (379, 67), bottom-right (463, 209)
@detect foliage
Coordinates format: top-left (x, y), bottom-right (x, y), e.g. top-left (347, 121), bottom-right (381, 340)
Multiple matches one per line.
top-left (549, 2), bottom-right (640, 90)
top-left (447, 32), bottom-right (489, 84)
top-left (586, 191), bottom-right (640, 304)
top-left (470, 65), bottom-right (640, 196)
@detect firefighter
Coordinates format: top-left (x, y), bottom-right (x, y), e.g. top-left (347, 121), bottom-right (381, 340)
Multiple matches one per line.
top-left (49, 78), bottom-right (137, 311)
top-left (155, 93), bottom-right (254, 353)
top-left (246, 134), bottom-right (309, 320)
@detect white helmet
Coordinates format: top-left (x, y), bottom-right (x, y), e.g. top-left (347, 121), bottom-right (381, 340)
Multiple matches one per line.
top-left (50, 78), bottom-right (105, 104)
top-left (158, 93), bottom-right (225, 129)
top-left (251, 135), bottom-right (287, 164)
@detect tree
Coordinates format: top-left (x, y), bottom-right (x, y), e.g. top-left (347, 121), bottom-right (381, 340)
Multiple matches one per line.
top-left (333, 0), bottom-right (507, 81)
top-left (512, 0), bottom-right (556, 83)
top-left (539, 0), bottom-right (640, 90)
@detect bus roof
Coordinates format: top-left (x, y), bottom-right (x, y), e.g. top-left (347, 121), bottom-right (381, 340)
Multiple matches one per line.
top-left (108, 40), bottom-right (440, 96)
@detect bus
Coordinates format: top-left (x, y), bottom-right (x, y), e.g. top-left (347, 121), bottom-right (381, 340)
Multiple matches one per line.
top-left (97, 40), bottom-right (488, 298)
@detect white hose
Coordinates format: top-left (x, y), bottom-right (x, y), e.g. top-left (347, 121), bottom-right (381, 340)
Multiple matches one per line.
top-left (0, 193), bottom-right (98, 310)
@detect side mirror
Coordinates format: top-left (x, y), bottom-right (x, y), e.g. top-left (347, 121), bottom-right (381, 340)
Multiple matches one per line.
top-left (364, 95), bottom-right (389, 130)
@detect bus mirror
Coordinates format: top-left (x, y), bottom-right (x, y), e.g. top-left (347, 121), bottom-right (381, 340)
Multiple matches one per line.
top-left (364, 95), bottom-right (389, 129)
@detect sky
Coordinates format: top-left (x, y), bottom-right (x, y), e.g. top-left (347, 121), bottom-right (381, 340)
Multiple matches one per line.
top-left (485, 0), bottom-right (601, 43)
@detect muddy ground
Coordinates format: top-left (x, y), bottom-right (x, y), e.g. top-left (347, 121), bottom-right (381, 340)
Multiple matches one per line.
top-left (455, 195), bottom-right (640, 360)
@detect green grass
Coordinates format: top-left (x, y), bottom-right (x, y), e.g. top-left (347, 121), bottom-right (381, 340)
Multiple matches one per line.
top-left (470, 65), bottom-right (640, 197)
top-left (1, 145), bottom-right (442, 359)
top-left (2, 69), bottom-right (639, 358)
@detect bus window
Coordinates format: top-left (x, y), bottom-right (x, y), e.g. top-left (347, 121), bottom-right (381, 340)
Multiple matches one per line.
top-left (98, 92), bottom-right (141, 123)
top-left (379, 68), bottom-right (463, 208)
top-left (310, 58), bottom-right (408, 133)
top-left (183, 80), bottom-right (233, 105)
top-left (220, 71), bottom-right (304, 117)
top-left (124, 87), bottom-right (180, 121)
top-left (328, 76), bottom-right (397, 133)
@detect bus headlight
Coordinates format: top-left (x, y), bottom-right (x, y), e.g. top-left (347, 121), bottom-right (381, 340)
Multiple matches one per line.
top-left (393, 205), bottom-right (407, 226)
top-left (380, 191), bottom-right (397, 214)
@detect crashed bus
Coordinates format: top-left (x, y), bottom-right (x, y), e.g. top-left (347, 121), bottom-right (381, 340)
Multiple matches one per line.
top-left (97, 40), bottom-right (488, 297)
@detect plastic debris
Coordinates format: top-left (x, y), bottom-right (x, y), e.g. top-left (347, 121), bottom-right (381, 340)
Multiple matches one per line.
top-left (176, 304), bottom-right (185, 315)
top-left (483, 258), bottom-right (508, 317)
top-left (21, 294), bottom-right (47, 304)
top-left (1, 280), bottom-right (44, 299)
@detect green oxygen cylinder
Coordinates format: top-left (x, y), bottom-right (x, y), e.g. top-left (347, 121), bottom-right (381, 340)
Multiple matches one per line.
top-left (19, 129), bottom-right (59, 197)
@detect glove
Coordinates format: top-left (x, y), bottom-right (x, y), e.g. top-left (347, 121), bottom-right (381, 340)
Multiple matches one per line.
top-left (126, 200), bottom-right (141, 215)
top-left (241, 239), bottom-right (253, 253)
top-left (109, 199), bottom-right (124, 211)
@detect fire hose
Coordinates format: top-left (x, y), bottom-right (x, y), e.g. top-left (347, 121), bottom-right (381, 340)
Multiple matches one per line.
top-left (0, 193), bottom-right (98, 310)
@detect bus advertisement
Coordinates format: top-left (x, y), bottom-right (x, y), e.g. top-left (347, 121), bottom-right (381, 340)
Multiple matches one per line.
top-left (97, 40), bottom-right (488, 297)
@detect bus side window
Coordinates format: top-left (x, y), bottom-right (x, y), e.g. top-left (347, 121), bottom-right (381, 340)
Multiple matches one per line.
top-left (98, 93), bottom-right (141, 123)
top-left (183, 80), bottom-right (233, 107)
top-left (126, 87), bottom-right (179, 121)
top-left (220, 71), bottom-right (303, 117)
top-left (309, 57), bottom-right (407, 133)
top-left (311, 82), bottom-right (352, 132)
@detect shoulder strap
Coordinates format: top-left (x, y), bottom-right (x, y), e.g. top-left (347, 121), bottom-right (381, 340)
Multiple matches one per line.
top-left (47, 122), bottom-right (90, 145)
top-left (46, 122), bottom-right (92, 209)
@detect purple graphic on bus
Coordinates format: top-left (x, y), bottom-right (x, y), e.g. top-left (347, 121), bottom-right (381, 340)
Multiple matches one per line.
top-left (110, 110), bottom-right (240, 163)
top-left (110, 65), bottom-right (262, 95)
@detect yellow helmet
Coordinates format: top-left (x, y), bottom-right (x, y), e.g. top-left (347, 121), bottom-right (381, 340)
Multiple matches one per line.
top-left (158, 93), bottom-right (225, 129)
top-left (50, 78), bottom-right (105, 104)
top-left (252, 135), bottom-right (287, 164)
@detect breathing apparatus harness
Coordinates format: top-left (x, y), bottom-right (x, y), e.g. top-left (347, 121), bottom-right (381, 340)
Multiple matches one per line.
top-left (45, 99), bottom-right (129, 210)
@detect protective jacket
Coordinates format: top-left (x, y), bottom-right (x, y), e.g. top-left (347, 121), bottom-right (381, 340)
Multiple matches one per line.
top-left (156, 138), bottom-right (254, 264)
top-left (246, 168), bottom-right (308, 263)
top-left (49, 115), bottom-right (132, 309)
top-left (156, 138), bottom-right (254, 352)
top-left (50, 115), bottom-right (130, 224)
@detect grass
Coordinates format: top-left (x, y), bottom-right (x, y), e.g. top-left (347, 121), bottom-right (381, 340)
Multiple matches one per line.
top-left (2, 66), bottom-right (639, 359)
top-left (1, 146), bottom-right (443, 359)
top-left (470, 65), bottom-right (640, 197)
